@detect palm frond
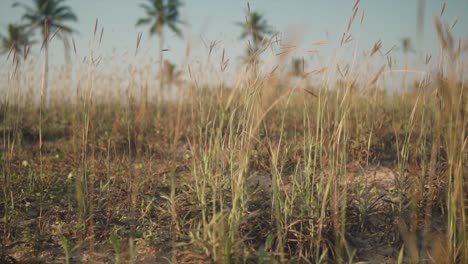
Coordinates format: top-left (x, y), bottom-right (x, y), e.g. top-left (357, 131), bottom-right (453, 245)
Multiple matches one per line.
top-left (237, 10), bottom-right (273, 51)
top-left (57, 13), bottom-right (78, 23)
top-left (15, 0), bottom-right (77, 38)
top-left (0, 23), bottom-right (33, 62)
top-left (51, 23), bottom-right (73, 34)
top-left (54, 7), bottom-right (78, 20)
top-left (136, 17), bottom-right (152, 27)
top-left (137, 0), bottom-right (184, 36)
top-left (140, 3), bottom-right (155, 15)
top-left (154, 0), bottom-right (164, 12)
top-left (167, 22), bottom-right (182, 37)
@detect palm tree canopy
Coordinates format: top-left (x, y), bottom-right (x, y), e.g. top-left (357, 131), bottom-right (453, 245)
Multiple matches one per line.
top-left (401, 37), bottom-right (415, 54)
top-left (291, 57), bottom-right (304, 77)
top-left (237, 11), bottom-right (273, 46)
top-left (136, 0), bottom-right (184, 37)
top-left (13, 0), bottom-right (78, 37)
top-left (163, 60), bottom-right (182, 83)
top-left (0, 24), bottom-right (33, 57)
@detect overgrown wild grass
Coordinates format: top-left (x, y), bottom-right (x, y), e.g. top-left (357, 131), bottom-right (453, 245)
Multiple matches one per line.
top-left (1, 7), bottom-right (467, 264)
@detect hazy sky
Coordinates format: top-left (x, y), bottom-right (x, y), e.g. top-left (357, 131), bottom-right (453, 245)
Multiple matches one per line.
top-left (0, 0), bottom-right (467, 72)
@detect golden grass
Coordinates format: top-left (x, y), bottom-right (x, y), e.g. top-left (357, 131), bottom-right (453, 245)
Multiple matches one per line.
top-left (0, 7), bottom-right (467, 264)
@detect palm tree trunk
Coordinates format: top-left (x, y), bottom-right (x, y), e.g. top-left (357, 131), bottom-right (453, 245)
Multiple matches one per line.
top-left (39, 35), bottom-right (48, 224)
top-left (252, 37), bottom-right (259, 77)
top-left (159, 32), bottom-right (165, 98)
top-left (41, 38), bottom-right (49, 108)
top-left (403, 53), bottom-right (408, 91)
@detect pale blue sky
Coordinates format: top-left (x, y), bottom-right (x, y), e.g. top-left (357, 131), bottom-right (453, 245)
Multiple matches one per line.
top-left (0, 0), bottom-right (467, 72)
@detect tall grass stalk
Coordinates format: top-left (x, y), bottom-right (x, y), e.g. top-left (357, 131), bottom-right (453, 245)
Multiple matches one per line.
top-left (434, 15), bottom-right (467, 263)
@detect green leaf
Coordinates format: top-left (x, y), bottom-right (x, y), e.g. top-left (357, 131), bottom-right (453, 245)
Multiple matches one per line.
top-left (136, 17), bottom-right (152, 27)
top-left (167, 22), bottom-right (182, 37)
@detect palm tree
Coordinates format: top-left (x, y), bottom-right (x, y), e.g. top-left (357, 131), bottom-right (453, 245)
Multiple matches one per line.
top-left (163, 59), bottom-right (182, 89)
top-left (237, 11), bottom-right (273, 57)
top-left (13, 0), bottom-right (77, 105)
top-left (401, 37), bottom-right (414, 56)
top-left (0, 24), bottom-right (33, 67)
top-left (136, 0), bottom-right (184, 90)
top-left (400, 37), bottom-right (414, 90)
top-left (290, 57), bottom-right (305, 78)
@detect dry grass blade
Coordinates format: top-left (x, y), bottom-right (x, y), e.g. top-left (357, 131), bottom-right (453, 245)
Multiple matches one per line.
top-left (434, 16), bottom-right (447, 50)
top-left (135, 32), bottom-right (142, 55)
top-left (12, 49), bottom-right (17, 64)
top-left (49, 29), bottom-right (60, 43)
top-left (446, 29), bottom-right (455, 52)
top-left (311, 40), bottom-right (327, 46)
top-left (279, 44), bottom-right (295, 49)
top-left (221, 59), bottom-right (229, 72)
top-left (207, 40), bottom-right (219, 58)
top-left (251, 87), bottom-right (294, 135)
top-left (99, 28), bottom-right (104, 45)
top-left (274, 34), bottom-right (280, 45)
top-left (40, 37), bottom-right (48, 51)
top-left (6, 45), bottom-right (14, 61)
top-left (425, 54), bottom-right (432, 64)
top-left (94, 18), bottom-right (98, 37)
top-left (270, 65), bottom-right (278, 75)
top-left (247, 39), bottom-right (253, 54)
top-left (341, 32), bottom-right (347, 46)
top-left (347, 7), bottom-right (358, 32)
top-left (440, 2), bottom-right (446, 17)
top-left (312, 67), bottom-right (327, 74)
top-left (72, 37), bottom-right (77, 55)
top-left (303, 88), bottom-right (317, 97)
top-left (275, 46), bottom-right (296, 56)
top-left (384, 45), bottom-right (396, 56)
top-left (344, 64), bottom-right (350, 76)
top-left (352, 0), bottom-right (360, 11)
top-left (13, 60), bottom-right (19, 75)
top-left (345, 34), bottom-right (353, 44)
top-left (369, 65), bottom-right (385, 85)
top-left (340, 32), bottom-right (353, 46)
top-left (370, 39), bottom-right (382, 57)
top-left (91, 55), bottom-right (102, 66)
top-left (220, 48), bottom-right (229, 71)
top-left (450, 17), bottom-right (458, 29)
top-left (24, 45), bottom-right (30, 60)
top-left (187, 64), bottom-right (192, 79)
top-left (337, 64), bottom-right (349, 78)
